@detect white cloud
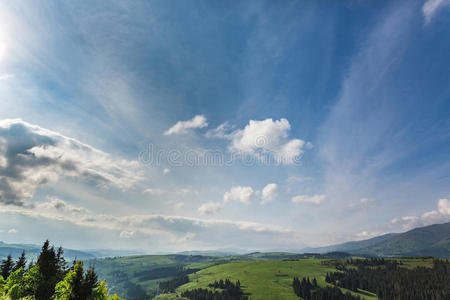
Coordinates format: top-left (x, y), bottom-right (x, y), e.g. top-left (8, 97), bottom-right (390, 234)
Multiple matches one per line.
top-left (291, 194), bottom-right (326, 205)
top-left (0, 198), bottom-right (301, 249)
top-left (391, 216), bottom-right (420, 230)
top-left (0, 119), bottom-right (142, 206)
top-left (162, 168), bottom-right (170, 174)
top-left (7, 228), bottom-right (17, 234)
top-left (348, 197), bottom-right (374, 208)
top-left (205, 122), bottom-right (233, 139)
top-left (164, 115), bottom-right (208, 135)
top-left (286, 176), bottom-right (312, 183)
top-left (261, 183), bottom-right (278, 204)
top-left (119, 230), bottom-right (135, 239)
top-left (355, 231), bottom-right (385, 240)
top-left (144, 187), bottom-right (197, 198)
top-left (229, 118), bottom-right (306, 165)
top-left (391, 199), bottom-right (450, 231)
top-left (144, 188), bottom-right (165, 195)
top-left (438, 198), bottom-right (450, 215)
top-left (198, 201), bottom-right (223, 215)
top-left (206, 118), bottom-right (308, 165)
top-left (423, 0), bottom-right (450, 24)
top-left (223, 186), bottom-right (256, 204)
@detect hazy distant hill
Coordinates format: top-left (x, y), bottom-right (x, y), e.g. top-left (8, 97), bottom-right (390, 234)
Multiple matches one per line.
top-left (0, 241), bottom-right (97, 261)
top-left (301, 233), bottom-right (398, 254)
top-left (0, 241), bottom-right (145, 261)
top-left (302, 222), bottom-right (450, 258)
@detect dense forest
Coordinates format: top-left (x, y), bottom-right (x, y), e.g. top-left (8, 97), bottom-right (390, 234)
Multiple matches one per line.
top-left (0, 240), bottom-right (120, 300)
top-left (181, 279), bottom-right (247, 300)
top-left (326, 258), bottom-right (450, 300)
top-left (158, 275), bottom-right (189, 293)
top-left (292, 277), bottom-right (361, 300)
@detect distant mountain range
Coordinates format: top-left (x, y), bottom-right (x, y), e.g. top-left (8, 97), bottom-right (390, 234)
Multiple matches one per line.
top-left (0, 241), bottom-right (145, 261)
top-left (2, 222), bottom-right (448, 262)
top-left (301, 222), bottom-right (450, 258)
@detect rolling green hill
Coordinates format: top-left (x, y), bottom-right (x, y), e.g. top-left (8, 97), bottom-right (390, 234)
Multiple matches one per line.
top-left (174, 259), bottom-right (377, 300)
top-left (359, 222), bottom-right (450, 257)
top-left (303, 222), bottom-right (450, 258)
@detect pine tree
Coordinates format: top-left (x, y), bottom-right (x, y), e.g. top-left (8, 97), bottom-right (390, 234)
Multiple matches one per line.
top-left (36, 240), bottom-right (59, 300)
top-left (13, 251), bottom-right (26, 272)
top-left (1, 254), bottom-right (14, 279)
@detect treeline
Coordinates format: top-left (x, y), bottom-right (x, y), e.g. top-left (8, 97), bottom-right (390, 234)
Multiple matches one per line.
top-left (181, 279), bottom-right (247, 300)
top-left (135, 265), bottom-right (199, 281)
top-left (292, 277), bottom-right (360, 300)
top-left (0, 240), bottom-right (121, 300)
top-left (123, 280), bottom-right (148, 300)
top-left (158, 275), bottom-right (189, 293)
top-left (292, 277), bottom-right (317, 299)
top-left (326, 259), bottom-right (450, 299)
top-left (344, 257), bottom-right (387, 267)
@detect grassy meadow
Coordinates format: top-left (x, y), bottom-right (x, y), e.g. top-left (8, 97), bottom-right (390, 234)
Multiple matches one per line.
top-left (155, 258), bottom-right (379, 300)
top-left (88, 254), bottom-right (436, 300)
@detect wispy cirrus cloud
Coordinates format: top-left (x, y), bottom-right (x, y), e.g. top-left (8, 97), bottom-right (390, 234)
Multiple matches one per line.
top-left (0, 197), bottom-right (307, 250)
top-left (261, 183), bottom-right (278, 205)
top-left (291, 194), bottom-right (326, 205)
top-left (422, 0), bottom-right (450, 24)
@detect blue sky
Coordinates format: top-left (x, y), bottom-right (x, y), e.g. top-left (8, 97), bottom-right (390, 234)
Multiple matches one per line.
top-left (0, 0), bottom-right (449, 252)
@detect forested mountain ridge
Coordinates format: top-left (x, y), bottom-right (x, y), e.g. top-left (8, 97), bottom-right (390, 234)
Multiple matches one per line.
top-left (302, 222), bottom-right (450, 257)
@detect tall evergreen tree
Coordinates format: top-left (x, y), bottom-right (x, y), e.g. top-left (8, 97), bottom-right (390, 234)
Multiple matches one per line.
top-left (35, 239), bottom-right (60, 300)
top-left (13, 251), bottom-right (27, 272)
top-left (1, 254), bottom-right (14, 279)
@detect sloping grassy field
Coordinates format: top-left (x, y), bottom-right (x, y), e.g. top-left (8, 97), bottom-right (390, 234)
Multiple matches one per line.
top-left (174, 259), bottom-right (377, 300)
top-left (90, 254), bottom-right (433, 299)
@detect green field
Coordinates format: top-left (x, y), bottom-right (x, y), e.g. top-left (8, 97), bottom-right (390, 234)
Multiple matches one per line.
top-left (88, 254), bottom-right (435, 300)
top-left (87, 252), bottom-right (305, 297)
top-left (87, 254), bottom-right (227, 297)
top-left (158, 259), bottom-right (376, 300)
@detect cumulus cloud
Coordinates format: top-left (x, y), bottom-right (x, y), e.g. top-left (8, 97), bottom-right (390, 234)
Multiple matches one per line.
top-left (391, 216), bottom-right (420, 231)
top-left (223, 186), bottom-right (257, 204)
top-left (7, 228), bottom-right (17, 234)
top-left (261, 183), bottom-right (278, 204)
top-left (423, 0), bottom-right (450, 24)
top-left (207, 118), bottom-right (308, 165)
top-left (229, 118), bottom-right (305, 165)
top-left (198, 201), bottom-right (223, 215)
top-left (0, 119), bottom-right (141, 206)
top-left (438, 198), bottom-right (450, 215)
top-left (162, 168), bottom-right (170, 174)
top-left (164, 115), bottom-right (208, 135)
top-left (291, 194), bottom-right (326, 205)
top-left (391, 199), bottom-right (450, 230)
